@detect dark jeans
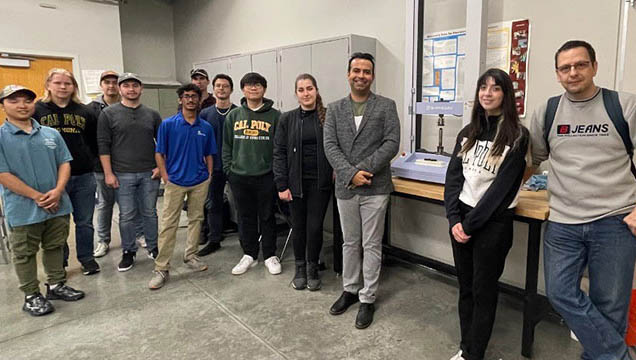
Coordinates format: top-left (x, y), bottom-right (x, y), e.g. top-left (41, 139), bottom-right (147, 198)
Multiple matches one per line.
top-left (450, 203), bottom-right (513, 360)
top-left (228, 171), bottom-right (276, 259)
top-left (544, 215), bottom-right (636, 360)
top-left (289, 179), bottom-right (331, 263)
top-left (201, 171), bottom-right (225, 244)
top-left (63, 173), bottom-right (96, 265)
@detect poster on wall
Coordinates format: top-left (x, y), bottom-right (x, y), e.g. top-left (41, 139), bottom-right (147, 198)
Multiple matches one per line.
top-left (422, 19), bottom-right (530, 117)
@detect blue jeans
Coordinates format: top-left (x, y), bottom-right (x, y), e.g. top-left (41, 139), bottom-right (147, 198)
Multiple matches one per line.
top-left (544, 214), bottom-right (636, 360)
top-left (63, 172), bottom-right (96, 264)
top-left (115, 172), bottom-right (160, 253)
top-left (94, 172), bottom-right (143, 245)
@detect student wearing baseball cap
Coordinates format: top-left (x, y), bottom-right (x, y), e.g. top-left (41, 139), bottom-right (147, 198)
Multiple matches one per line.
top-left (0, 85), bottom-right (85, 316)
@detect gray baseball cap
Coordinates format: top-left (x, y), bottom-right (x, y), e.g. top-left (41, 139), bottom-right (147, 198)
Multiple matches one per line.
top-left (190, 68), bottom-right (209, 79)
top-left (0, 85), bottom-right (37, 102)
top-left (117, 72), bottom-right (142, 85)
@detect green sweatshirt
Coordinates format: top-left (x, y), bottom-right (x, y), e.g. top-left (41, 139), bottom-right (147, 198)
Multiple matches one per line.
top-left (222, 97), bottom-right (280, 176)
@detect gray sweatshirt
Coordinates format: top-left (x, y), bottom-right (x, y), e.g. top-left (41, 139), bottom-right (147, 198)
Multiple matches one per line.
top-left (97, 102), bottom-right (162, 173)
top-left (530, 88), bottom-right (636, 223)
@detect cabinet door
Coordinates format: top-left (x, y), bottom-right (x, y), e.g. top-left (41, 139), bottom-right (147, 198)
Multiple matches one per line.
top-left (227, 55), bottom-right (252, 105)
top-left (251, 50), bottom-right (279, 110)
top-left (311, 38), bottom-right (350, 105)
top-left (280, 45), bottom-right (311, 111)
top-left (195, 58), bottom-right (229, 94)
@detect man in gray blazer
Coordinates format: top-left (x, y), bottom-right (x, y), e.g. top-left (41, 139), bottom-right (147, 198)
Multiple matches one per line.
top-left (324, 52), bottom-right (400, 329)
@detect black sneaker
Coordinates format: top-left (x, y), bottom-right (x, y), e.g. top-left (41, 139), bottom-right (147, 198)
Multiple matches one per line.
top-left (118, 251), bottom-right (136, 272)
top-left (23, 293), bottom-right (55, 316)
top-left (81, 259), bottom-right (101, 276)
top-left (45, 283), bottom-right (85, 301)
top-left (147, 248), bottom-right (158, 260)
top-left (307, 262), bottom-right (321, 291)
top-left (291, 261), bottom-right (307, 290)
top-left (197, 242), bottom-right (220, 257)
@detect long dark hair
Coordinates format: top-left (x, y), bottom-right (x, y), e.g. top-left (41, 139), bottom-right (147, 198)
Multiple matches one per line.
top-left (294, 73), bottom-right (326, 126)
top-left (460, 68), bottom-right (521, 157)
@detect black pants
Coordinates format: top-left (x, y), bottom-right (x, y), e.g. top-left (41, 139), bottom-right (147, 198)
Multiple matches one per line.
top-left (289, 179), bottom-right (331, 263)
top-left (201, 171), bottom-right (225, 244)
top-left (228, 171), bottom-right (277, 259)
top-left (450, 202), bottom-right (513, 360)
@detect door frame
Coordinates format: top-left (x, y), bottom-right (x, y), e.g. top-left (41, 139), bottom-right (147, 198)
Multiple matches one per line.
top-left (0, 47), bottom-right (83, 97)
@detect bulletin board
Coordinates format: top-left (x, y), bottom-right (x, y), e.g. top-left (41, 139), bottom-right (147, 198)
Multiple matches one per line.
top-left (421, 19), bottom-right (530, 117)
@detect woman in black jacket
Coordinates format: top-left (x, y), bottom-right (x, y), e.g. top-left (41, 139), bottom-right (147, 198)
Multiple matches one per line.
top-left (444, 68), bottom-right (529, 360)
top-left (273, 74), bottom-right (333, 291)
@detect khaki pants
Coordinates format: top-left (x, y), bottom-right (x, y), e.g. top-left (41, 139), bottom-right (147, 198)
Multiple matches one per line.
top-left (9, 215), bottom-right (70, 295)
top-left (155, 179), bottom-right (209, 271)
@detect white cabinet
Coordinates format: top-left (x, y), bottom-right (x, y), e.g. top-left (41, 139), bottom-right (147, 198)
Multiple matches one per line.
top-left (279, 45), bottom-right (311, 111)
top-left (311, 38), bottom-right (350, 106)
top-left (193, 34), bottom-right (376, 111)
top-left (251, 50), bottom-right (279, 108)
top-left (227, 55), bottom-right (251, 105)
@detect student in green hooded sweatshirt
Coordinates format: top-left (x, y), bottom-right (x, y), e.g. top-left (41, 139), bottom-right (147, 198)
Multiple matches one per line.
top-left (223, 72), bottom-right (282, 276)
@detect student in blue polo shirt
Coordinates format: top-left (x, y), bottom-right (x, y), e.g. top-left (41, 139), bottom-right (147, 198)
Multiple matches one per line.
top-left (149, 84), bottom-right (217, 290)
top-left (0, 85), bottom-right (85, 316)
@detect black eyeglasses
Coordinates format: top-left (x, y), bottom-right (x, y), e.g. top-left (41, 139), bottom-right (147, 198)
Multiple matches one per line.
top-left (556, 61), bottom-right (591, 74)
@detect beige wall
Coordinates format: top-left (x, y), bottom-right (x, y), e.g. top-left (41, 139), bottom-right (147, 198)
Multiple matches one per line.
top-left (0, 0), bottom-right (124, 98)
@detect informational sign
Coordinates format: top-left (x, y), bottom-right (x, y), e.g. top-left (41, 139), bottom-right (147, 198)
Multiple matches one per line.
top-left (82, 69), bottom-right (104, 94)
top-left (422, 19), bottom-right (530, 117)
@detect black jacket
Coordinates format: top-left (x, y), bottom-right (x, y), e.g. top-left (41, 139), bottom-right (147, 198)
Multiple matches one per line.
top-left (273, 107), bottom-right (333, 197)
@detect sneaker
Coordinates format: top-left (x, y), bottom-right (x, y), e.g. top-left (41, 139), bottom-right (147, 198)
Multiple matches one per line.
top-left (449, 350), bottom-right (463, 360)
top-left (22, 293), bottom-right (54, 316)
top-left (137, 235), bottom-right (147, 248)
top-left (118, 251), bottom-right (136, 272)
top-left (291, 261), bottom-right (307, 290)
top-left (148, 270), bottom-right (169, 290)
top-left (81, 259), bottom-right (101, 276)
top-left (232, 254), bottom-right (257, 275)
top-left (197, 242), bottom-right (221, 257)
top-left (307, 262), bottom-right (321, 291)
top-left (184, 256), bottom-right (208, 272)
top-left (93, 242), bottom-right (109, 258)
top-left (147, 247), bottom-right (158, 260)
top-left (264, 256), bottom-right (282, 275)
top-left (45, 283), bottom-right (85, 301)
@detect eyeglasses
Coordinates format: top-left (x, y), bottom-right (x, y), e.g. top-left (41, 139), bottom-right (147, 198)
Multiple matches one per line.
top-left (245, 83), bottom-right (263, 89)
top-left (556, 61), bottom-right (591, 74)
top-left (181, 94), bottom-right (200, 100)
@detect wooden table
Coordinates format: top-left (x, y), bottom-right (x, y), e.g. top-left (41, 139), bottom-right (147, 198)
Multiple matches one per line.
top-left (387, 177), bottom-right (550, 358)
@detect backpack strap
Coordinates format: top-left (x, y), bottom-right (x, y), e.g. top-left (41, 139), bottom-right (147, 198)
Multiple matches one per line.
top-left (543, 95), bottom-right (561, 153)
top-left (601, 88), bottom-right (636, 178)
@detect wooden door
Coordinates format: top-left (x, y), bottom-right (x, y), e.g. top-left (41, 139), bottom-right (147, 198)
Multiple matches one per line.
top-left (0, 56), bottom-right (73, 123)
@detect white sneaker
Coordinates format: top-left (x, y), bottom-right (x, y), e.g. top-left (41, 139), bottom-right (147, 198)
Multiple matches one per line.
top-left (94, 242), bottom-right (109, 258)
top-left (232, 255), bottom-right (257, 275)
top-left (264, 256), bottom-right (282, 275)
top-left (449, 350), bottom-right (463, 360)
top-left (136, 235), bottom-right (147, 248)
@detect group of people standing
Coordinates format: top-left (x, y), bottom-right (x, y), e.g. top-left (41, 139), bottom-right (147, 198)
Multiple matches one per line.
top-left (444, 40), bottom-right (636, 360)
top-left (0, 52), bottom-right (400, 332)
top-left (2, 38), bottom-right (636, 360)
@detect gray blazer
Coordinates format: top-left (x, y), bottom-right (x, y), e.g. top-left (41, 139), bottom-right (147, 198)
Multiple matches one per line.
top-left (323, 92), bottom-right (400, 199)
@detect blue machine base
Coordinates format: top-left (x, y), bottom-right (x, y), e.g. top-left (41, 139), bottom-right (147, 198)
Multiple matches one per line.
top-left (391, 152), bottom-right (450, 184)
